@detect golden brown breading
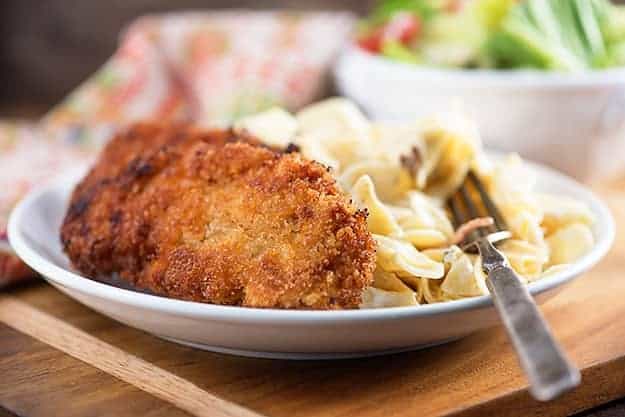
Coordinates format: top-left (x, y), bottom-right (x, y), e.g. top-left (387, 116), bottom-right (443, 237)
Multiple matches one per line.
top-left (61, 123), bottom-right (375, 309)
top-left (70, 122), bottom-right (265, 197)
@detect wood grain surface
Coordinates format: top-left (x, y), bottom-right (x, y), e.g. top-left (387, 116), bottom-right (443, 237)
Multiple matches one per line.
top-left (0, 296), bottom-right (263, 417)
top-left (0, 178), bottom-right (624, 417)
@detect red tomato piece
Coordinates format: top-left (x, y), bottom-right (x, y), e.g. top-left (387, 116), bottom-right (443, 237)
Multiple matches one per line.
top-left (384, 12), bottom-right (420, 44)
top-left (357, 12), bottom-right (420, 53)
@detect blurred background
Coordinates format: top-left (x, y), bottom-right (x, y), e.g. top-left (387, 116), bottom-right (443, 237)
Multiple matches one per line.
top-left (0, 0), bottom-right (374, 119)
top-left (3, 0), bottom-right (625, 180)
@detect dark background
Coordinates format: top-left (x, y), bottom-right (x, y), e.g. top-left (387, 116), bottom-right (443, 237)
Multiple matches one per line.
top-left (0, 0), bottom-right (372, 118)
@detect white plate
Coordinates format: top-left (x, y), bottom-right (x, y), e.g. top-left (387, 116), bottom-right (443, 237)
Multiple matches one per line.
top-left (8, 160), bottom-right (614, 359)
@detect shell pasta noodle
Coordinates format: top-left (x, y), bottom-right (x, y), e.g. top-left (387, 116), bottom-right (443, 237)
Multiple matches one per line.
top-left (236, 98), bottom-right (597, 308)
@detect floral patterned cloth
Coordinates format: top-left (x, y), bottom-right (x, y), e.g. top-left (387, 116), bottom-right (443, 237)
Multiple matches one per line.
top-left (0, 11), bottom-right (355, 286)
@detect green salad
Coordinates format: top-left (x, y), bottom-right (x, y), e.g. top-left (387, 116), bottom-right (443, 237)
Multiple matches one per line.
top-left (357, 0), bottom-right (625, 70)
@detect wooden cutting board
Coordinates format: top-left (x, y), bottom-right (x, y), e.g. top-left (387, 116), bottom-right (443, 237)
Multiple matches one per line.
top-left (1, 178), bottom-right (625, 417)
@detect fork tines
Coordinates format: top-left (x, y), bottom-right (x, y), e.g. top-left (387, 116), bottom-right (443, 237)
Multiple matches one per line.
top-left (448, 171), bottom-right (509, 248)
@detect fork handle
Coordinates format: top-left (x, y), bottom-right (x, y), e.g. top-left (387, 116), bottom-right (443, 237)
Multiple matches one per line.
top-left (478, 240), bottom-right (580, 401)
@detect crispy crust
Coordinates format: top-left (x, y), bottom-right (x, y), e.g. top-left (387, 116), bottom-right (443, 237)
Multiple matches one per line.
top-left (0, 250), bottom-right (36, 288)
top-left (61, 123), bottom-right (375, 309)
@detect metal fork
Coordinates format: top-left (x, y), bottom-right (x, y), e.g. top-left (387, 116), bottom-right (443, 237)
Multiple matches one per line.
top-left (447, 171), bottom-right (580, 401)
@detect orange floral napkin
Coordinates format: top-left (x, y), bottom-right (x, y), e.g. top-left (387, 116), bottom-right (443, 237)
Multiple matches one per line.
top-left (0, 11), bottom-right (355, 287)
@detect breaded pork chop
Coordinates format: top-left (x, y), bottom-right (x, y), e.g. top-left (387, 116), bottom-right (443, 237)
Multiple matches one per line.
top-left (61, 123), bottom-right (375, 309)
top-left (69, 122), bottom-right (265, 198)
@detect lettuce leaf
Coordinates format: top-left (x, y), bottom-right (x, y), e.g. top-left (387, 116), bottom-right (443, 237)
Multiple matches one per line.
top-left (381, 40), bottom-right (422, 63)
top-left (371, 0), bottom-right (437, 22)
top-left (486, 0), bottom-right (620, 70)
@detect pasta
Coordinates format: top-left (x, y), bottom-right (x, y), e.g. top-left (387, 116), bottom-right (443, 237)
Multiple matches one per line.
top-left (350, 175), bottom-right (402, 236)
top-left (374, 234), bottom-right (445, 279)
top-left (234, 108), bottom-right (297, 148)
top-left (546, 223), bottom-right (595, 266)
top-left (440, 247), bottom-right (490, 299)
top-left (234, 98), bottom-right (596, 308)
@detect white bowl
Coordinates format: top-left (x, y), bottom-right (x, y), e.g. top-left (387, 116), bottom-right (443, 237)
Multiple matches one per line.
top-left (8, 160), bottom-right (614, 360)
top-left (335, 47), bottom-right (625, 180)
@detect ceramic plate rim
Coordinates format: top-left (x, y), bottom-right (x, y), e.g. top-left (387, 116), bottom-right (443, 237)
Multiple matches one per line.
top-left (7, 156), bottom-right (615, 325)
top-left (337, 46), bottom-right (625, 88)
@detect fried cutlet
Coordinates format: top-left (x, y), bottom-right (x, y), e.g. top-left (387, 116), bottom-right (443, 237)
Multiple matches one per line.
top-left (61, 123), bottom-right (376, 309)
top-left (70, 122), bottom-right (265, 197)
